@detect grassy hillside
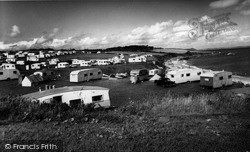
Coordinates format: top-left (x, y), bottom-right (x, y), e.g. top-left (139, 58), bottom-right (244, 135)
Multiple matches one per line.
top-left (0, 92), bottom-right (249, 151)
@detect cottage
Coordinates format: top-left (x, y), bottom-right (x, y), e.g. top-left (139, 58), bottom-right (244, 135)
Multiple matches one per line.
top-left (21, 74), bottom-right (43, 87)
top-left (57, 62), bottom-right (69, 68)
top-left (0, 68), bottom-right (20, 81)
top-left (200, 71), bottom-right (233, 88)
top-left (22, 86), bottom-right (111, 108)
top-left (70, 68), bottom-right (102, 82)
top-left (130, 69), bottom-right (149, 84)
top-left (166, 68), bottom-right (203, 84)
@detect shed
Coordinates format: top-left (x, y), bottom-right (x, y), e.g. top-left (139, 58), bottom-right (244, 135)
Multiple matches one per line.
top-left (22, 74), bottom-right (43, 87)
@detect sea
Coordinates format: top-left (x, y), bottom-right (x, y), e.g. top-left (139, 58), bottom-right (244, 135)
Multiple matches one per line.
top-left (188, 48), bottom-right (250, 77)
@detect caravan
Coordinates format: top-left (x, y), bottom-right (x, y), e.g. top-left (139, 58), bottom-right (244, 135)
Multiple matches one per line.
top-left (130, 69), bottom-right (149, 84)
top-left (166, 68), bottom-right (203, 84)
top-left (0, 68), bottom-right (20, 81)
top-left (200, 71), bottom-right (233, 88)
top-left (70, 68), bottom-right (102, 82)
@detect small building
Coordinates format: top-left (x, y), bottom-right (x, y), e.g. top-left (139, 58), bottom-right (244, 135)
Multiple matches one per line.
top-left (22, 86), bottom-right (111, 108)
top-left (0, 68), bottom-right (20, 81)
top-left (200, 71), bottom-right (233, 88)
top-left (70, 68), bottom-right (102, 82)
top-left (128, 56), bottom-right (146, 63)
top-left (0, 63), bottom-right (16, 69)
top-left (21, 74), bottom-right (43, 87)
top-left (166, 68), bottom-right (203, 84)
top-left (57, 62), bottom-right (69, 68)
top-left (130, 69), bottom-right (149, 84)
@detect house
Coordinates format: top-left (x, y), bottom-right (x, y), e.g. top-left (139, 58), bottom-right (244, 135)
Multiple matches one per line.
top-left (149, 69), bottom-right (162, 76)
top-left (0, 68), bottom-right (20, 81)
top-left (96, 59), bottom-right (111, 66)
top-left (130, 69), bottom-right (149, 84)
top-left (80, 61), bottom-right (91, 67)
top-left (57, 62), bottom-right (69, 68)
top-left (200, 71), bottom-right (233, 88)
top-left (165, 68), bottom-right (203, 84)
top-left (22, 86), bottom-right (111, 108)
top-left (31, 63), bottom-right (41, 70)
top-left (128, 56), bottom-right (146, 63)
top-left (0, 63), bottom-right (16, 69)
top-left (70, 68), bottom-right (102, 82)
top-left (21, 74), bottom-right (43, 87)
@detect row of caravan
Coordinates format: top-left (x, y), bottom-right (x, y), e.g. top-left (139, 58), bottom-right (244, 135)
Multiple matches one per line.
top-left (130, 68), bottom-right (233, 88)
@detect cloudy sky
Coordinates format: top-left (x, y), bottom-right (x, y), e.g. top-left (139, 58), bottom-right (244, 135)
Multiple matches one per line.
top-left (0, 0), bottom-right (250, 51)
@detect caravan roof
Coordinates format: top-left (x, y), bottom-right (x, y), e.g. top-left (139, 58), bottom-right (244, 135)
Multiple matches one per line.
top-left (201, 71), bottom-right (231, 77)
top-left (23, 86), bottom-right (108, 99)
top-left (70, 68), bottom-right (100, 75)
top-left (167, 68), bottom-right (201, 75)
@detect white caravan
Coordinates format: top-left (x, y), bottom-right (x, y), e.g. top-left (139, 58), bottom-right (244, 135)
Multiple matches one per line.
top-left (70, 68), bottom-right (102, 82)
top-left (166, 68), bottom-right (203, 84)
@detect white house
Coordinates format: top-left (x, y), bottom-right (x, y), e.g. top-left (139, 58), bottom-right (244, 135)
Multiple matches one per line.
top-left (128, 56), bottom-right (146, 63)
top-left (166, 68), bottom-right (203, 84)
top-left (57, 62), bottom-right (69, 68)
top-left (21, 74), bottom-right (43, 87)
top-left (31, 63), bottom-right (41, 70)
top-left (0, 63), bottom-right (16, 69)
top-left (70, 68), bottom-right (102, 82)
top-left (22, 86), bottom-right (111, 108)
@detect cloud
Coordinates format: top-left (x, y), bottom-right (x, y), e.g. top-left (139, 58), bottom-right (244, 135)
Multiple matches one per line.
top-left (209, 0), bottom-right (239, 8)
top-left (9, 25), bottom-right (21, 37)
top-left (236, 0), bottom-right (250, 10)
top-left (31, 28), bottom-right (59, 48)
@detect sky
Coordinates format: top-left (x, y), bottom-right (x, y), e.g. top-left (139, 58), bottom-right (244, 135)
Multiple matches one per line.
top-left (0, 0), bottom-right (250, 51)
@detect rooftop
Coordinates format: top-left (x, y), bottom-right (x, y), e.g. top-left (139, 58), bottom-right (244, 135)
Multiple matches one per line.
top-left (70, 68), bottom-right (100, 74)
top-left (23, 86), bottom-right (109, 99)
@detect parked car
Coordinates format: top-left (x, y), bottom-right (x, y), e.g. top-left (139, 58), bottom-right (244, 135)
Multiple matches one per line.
top-left (154, 78), bottom-right (176, 87)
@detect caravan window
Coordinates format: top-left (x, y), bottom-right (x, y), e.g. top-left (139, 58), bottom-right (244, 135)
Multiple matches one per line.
top-left (197, 72), bottom-right (201, 75)
top-left (84, 74), bottom-right (88, 77)
top-left (98, 72), bottom-right (101, 75)
top-left (13, 71), bottom-right (17, 74)
top-left (186, 73), bottom-right (190, 77)
top-left (181, 74), bottom-right (184, 77)
top-left (92, 95), bottom-right (103, 103)
top-left (228, 75), bottom-right (232, 79)
top-left (0, 72), bottom-right (3, 75)
top-left (171, 75), bottom-right (174, 78)
top-left (90, 73), bottom-right (93, 76)
top-left (219, 77), bottom-right (223, 80)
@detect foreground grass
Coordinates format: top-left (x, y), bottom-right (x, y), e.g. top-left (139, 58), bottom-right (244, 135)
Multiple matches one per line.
top-left (0, 92), bottom-right (250, 151)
